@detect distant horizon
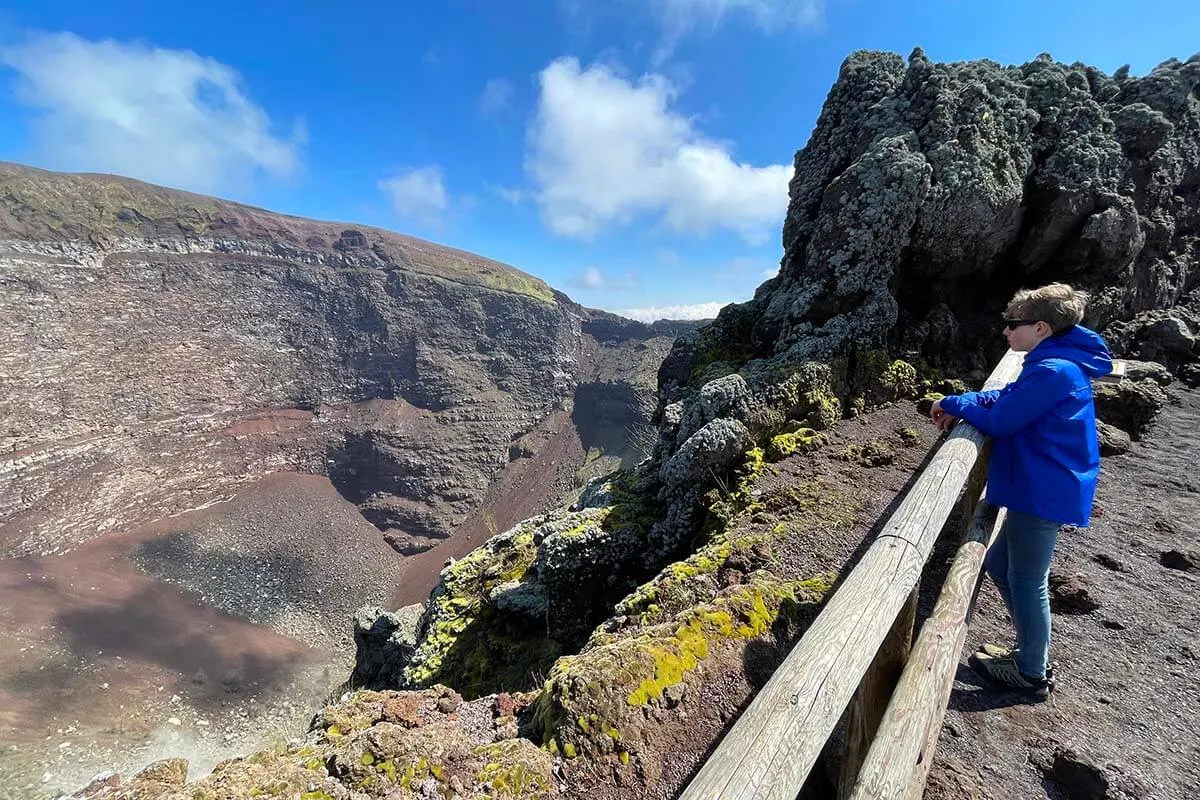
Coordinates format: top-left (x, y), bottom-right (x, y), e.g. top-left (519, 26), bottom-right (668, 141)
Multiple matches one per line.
top-left (1, 1), bottom-right (1197, 319)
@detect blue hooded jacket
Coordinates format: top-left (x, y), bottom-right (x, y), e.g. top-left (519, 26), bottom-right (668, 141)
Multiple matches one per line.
top-left (939, 325), bottom-right (1113, 526)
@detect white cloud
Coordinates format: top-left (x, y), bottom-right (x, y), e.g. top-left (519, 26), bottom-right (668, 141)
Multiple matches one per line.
top-left (578, 266), bottom-right (608, 289)
top-left (528, 58), bottom-right (790, 244)
top-left (0, 31), bottom-right (301, 193)
top-left (479, 78), bottom-right (515, 116)
top-left (493, 185), bottom-right (528, 205)
top-left (656, 0), bottom-right (824, 33)
top-left (567, 266), bottom-right (636, 290)
top-left (379, 166), bottom-right (449, 225)
top-left (617, 301), bottom-right (730, 322)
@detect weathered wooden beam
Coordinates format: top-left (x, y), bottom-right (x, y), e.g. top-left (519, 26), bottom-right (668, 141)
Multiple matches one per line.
top-left (838, 441), bottom-right (993, 797)
top-left (836, 588), bottom-right (917, 800)
top-left (848, 497), bottom-right (1007, 800)
top-left (679, 350), bottom-right (1025, 800)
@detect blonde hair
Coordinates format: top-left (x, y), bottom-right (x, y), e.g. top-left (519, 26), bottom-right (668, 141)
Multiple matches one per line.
top-left (1005, 282), bottom-right (1089, 334)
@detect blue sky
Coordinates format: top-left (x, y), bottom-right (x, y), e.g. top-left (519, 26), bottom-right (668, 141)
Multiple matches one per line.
top-left (1, 1), bottom-right (1197, 320)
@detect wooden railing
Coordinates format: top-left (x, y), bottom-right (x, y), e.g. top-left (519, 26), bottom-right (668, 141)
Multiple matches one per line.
top-left (679, 350), bottom-right (1027, 800)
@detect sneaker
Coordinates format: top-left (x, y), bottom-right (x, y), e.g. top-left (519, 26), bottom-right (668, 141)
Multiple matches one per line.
top-left (968, 653), bottom-right (1054, 701)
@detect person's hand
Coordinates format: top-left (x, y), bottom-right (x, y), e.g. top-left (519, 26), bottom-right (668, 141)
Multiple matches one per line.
top-left (929, 399), bottom-right (958, 432)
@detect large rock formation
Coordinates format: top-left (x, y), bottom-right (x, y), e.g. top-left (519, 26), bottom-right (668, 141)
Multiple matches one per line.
top-left (667, 48), bottom-right (1200, 394)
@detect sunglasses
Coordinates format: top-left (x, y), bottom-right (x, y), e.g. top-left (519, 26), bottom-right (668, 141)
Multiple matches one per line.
top-left (1002, 319), bottom-right (1042, 330)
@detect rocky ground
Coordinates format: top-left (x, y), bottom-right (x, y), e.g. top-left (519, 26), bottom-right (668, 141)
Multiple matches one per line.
top-left (927, 384), bottom-right (1200, 800)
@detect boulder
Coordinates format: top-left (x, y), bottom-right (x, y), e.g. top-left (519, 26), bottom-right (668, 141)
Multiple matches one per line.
top-left (1106, 308), bottom-right (1200, 373)
top-left (1092, 379), bottom-right (1168, 440)
top-left (1096, 421), bottom-right (1133, 456)
top-left (1049, 570), bottom-right (1101, 614)
top-left (1120, 359), bottom-right (1174, 386)
top-left (1160, 549), bottom-right (1200, 572)
top-left (1039, 747), bottom-right (1111, 800)
top-left (351, 603), bottom-right (426, 689)
top-left (668, 50), bottom-right (1200, 377)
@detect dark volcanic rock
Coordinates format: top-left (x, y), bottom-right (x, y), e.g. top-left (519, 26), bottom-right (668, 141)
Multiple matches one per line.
top-left (1093, 379), bottom-right (1169, 440)
top-left (1050, 569), bottom-right (1102, 614)
top-left (352, 603), bottom-right (425, 687)
top-left (1120, 358), bottom-right (1175, 386)
top-left (1039, 747), bottom-right (1111, 800)
top-left (665, 49), bottom-right (1200, 382)
top-left (1160, 549), bottom-right (1200, 571)
top-left (1096, 420), bottom-right (1133, 456)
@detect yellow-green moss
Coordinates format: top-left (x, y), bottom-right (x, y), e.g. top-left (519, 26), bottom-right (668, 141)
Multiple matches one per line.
top-left (765, 428), bottom-right (824, 461)
top-left (706, 446), bottom-right (769, 528)
top-left (841, 439), bottom-right (896, 467)
top-left (839, 350), bottom-right (919, 407)
top-left (615, 530), bottom-right (778, 626)
top-left (403, 523), bottom-right (546, 693)
top-left (529, 568), bottom-right (835, 763)
top-left (687, 311), bottom-right (757, 385)
top-left (559, 509), bottom-right (612, 538)
top-left (880, 359), bottom-right (918, 398)
top-left (473, 740), bottom-right (555, 798)
top-left (758, 477), bottom-right (859, 528)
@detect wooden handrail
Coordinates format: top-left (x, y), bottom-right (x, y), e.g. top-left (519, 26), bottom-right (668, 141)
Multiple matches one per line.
top-left (679, 350), bottom-right (1025, 800)
top-left (848, 495), bottom-right (1008, 799)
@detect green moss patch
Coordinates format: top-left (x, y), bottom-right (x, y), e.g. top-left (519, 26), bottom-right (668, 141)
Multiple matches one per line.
top-left (473, 739), bottom-right (556, 798)
top-left (765, 428), bottom-right (825, 461)
top-left (841, 439), bottom-right (896, 467)
top-left (401, 520), bottom-right (558, 697)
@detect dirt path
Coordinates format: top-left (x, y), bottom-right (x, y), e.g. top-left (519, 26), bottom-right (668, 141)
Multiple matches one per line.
top-left (928, 385), bottom-right (1200, 799)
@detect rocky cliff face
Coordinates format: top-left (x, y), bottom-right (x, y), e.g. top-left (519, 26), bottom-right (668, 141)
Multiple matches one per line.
top-left (0, 162), bottom-right (686, 798)
top-left (0, 163), bottom-right (670, 565)
top-left (665, 49), bottom-right (1200, 397)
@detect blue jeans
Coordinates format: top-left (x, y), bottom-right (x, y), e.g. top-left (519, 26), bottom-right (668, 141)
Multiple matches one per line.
top-left (982, 509), bottom-right (1061, 680)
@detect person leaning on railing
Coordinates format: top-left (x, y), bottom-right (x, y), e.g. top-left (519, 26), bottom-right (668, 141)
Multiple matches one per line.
top-left (929, 283), bottom-right (1113, 701)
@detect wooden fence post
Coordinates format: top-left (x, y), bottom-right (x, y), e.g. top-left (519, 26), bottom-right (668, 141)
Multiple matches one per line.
top-left (837, 587), bottom-right (917, 798)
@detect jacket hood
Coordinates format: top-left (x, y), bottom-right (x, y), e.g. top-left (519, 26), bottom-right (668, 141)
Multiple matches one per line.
top-left (1028, 324), bottom-right (1113, 378)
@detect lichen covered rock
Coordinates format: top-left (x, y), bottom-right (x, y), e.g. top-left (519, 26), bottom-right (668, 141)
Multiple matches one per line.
top-left (397, 517), bottom-right (557, 697)
top-left (669, 49), bottom-right (1200, 381)
top-left (528, 571), bottom-right (829, 785)
top-left (352, 603), bottom-right (426, 688)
